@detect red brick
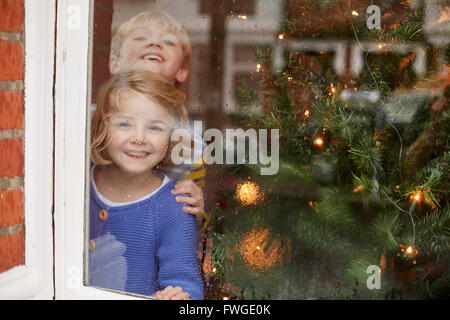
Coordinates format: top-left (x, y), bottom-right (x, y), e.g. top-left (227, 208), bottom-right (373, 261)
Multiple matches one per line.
top-left (95, 0), bottom-right (113, 7)
top-left (0, 40), bottom-right (24, 81)
top-left (0, 230), bottom-right (25, 273)
top-left (0, 189), bottom-right (23, 227)
top-left (92, 49), bottom-right (111, 101)
top-left (0, 0), bottom-right (24, 32)
top-left (0, 91), bottom-right (23, 130)
top-left (0, 138), bottom-right (23, 178)
top-left (93, 8), bottom-right (113, 46)
top-left (92, 49), bottom-right (111, 84)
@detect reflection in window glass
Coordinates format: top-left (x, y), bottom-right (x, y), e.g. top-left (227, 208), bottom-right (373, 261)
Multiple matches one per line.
top-left (87, 0), bottom-right (450, 300)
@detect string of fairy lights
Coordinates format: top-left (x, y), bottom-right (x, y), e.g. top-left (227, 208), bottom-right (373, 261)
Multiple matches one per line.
top-left (346, 4), bottom-right (421, 259)
top-left (216, 3), bottom-right (442, 299)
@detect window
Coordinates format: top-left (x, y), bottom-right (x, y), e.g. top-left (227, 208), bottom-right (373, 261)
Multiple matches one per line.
top-left (0, 0), bottom-right (54, 299)
top-left (2, 0), bottom-right (446, 301)
top-left (53, 0), bottom-right (135, 299)
top-left (58, 0), bottom-right (450, 300)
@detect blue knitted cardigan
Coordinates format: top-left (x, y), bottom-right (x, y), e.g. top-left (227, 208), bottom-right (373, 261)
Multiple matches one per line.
top-left (88, 173), bottom-right (204, 300)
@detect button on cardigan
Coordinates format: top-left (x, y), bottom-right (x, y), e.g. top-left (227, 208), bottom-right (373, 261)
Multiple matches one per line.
top-left (88, 176), bottom-right (204, 300)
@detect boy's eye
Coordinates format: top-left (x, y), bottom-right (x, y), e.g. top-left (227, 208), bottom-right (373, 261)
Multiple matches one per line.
top-left (134, 36), bottom-right (146, 41)
top-left (163, 40), bottom-right (175, 46)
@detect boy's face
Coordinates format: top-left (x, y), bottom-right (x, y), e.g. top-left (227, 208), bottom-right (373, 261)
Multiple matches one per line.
top-left (110, 23), bottom-right (189, 83)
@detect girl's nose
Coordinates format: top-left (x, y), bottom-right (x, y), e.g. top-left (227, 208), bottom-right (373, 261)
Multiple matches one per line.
top-left (131, 129), bottom-right (146, 144)
top-left (132, 137), bottom-right (145, 144)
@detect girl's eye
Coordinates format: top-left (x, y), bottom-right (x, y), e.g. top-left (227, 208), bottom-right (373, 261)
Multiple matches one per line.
top-left (134, 36), bottom-right (146, 41)
top-left (148, 125), bottom-right (162, 131)
top-left (119, 122), bottom-right (130, 127)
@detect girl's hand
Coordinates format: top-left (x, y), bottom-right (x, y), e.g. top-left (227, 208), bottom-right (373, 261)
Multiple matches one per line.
top-left (171, 180), bottom-right (205, 217)
top-left (155, 286), bottom-right (191, 300)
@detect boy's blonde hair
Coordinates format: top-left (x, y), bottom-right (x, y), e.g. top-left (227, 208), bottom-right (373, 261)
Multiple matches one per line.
top-left (91, 70), bottom-right (188, 167)
top-left (110, 11), bottom-right (192, 70)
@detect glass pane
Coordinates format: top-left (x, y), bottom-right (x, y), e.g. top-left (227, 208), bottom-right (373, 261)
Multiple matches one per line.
top-left (87, 0), bottom-right (450, 300)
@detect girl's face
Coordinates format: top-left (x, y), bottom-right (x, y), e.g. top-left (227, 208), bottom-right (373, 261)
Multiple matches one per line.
top-left (106, 90), bottom-right (172, 177)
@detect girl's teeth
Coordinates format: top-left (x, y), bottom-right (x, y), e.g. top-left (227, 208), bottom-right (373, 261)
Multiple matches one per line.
top-left (127, 152), bottom-right (148, 157)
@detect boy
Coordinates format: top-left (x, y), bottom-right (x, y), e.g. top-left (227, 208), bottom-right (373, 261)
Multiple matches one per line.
top-left (105, 11), bottom-right (209, 299)
top-left (108, 11), bottom-right (207, 220)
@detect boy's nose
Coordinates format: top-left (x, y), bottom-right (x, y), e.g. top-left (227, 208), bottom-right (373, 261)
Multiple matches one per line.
top-left (146, 41), bottom-right (162, 49)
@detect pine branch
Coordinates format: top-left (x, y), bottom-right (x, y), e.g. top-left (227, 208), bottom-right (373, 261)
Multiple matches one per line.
top-left (402, 118), bottom-right (450, 178)
top-left (370, 211), bottom-right (402, 250)
top-left (348, 135), bottom-right (383, 174)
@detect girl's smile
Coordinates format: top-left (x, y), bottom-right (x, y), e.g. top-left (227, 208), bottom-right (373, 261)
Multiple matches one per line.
top-left (106, 89), bottom-right (172, 180)
top-left (124, 150), bottom-right (151, 159)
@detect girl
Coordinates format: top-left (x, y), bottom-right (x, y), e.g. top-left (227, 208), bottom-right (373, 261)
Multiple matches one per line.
top-left (89, 70), bottom-right (203, 300)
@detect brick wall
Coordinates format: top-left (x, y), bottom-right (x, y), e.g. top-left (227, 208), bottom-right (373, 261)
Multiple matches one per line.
top-left (0, 0), bottom-right (25, 273)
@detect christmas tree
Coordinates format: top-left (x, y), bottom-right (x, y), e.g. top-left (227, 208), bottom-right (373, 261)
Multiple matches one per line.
top-left (203, 0), bottom-right (449, 300)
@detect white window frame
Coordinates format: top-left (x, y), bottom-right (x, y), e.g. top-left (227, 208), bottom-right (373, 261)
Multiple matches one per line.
top-left (0, 0), bottom-right (55, 299)
top-left (53, 0), bottom-right (143, 299)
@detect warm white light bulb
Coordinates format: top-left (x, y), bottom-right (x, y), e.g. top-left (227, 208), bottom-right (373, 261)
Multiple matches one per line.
top-left (314, 137), bottom-right (324, 147)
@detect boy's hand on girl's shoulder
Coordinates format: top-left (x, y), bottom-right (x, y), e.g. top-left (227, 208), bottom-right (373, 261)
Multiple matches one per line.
top-left (171, 180), bottom-right (205, 217)
top-left (155, 286), bottom-right (191, 300)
